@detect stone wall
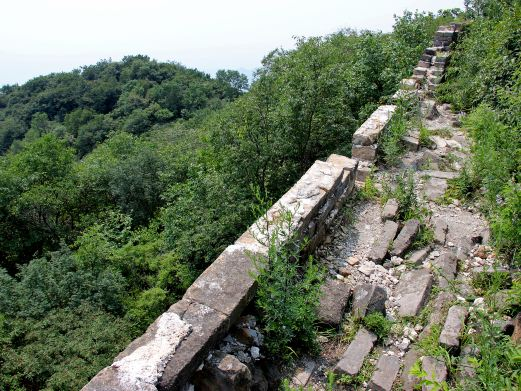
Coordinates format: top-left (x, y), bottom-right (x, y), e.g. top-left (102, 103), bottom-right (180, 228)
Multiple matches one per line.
top-left (83, 24), bottom-right (461, 391)
top-left (83, 154), bottom-right (358, 391)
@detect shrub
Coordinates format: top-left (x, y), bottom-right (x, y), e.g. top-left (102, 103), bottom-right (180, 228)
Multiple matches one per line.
top-left (362, 312), bottom-right (392, 340)
top-left (251, 207), bottom-right (324, 358)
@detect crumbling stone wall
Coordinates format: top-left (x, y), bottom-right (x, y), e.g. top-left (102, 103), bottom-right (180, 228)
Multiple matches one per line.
top-left (83, 24), bottom-right (461, 391)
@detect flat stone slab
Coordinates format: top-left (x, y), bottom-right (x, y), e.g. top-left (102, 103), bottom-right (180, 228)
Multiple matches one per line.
top-left (83, 299), bottom-right (229, 391)
top-left (421, 356), bottom-right (447, 391)
top-left (352, 105), bottom-right (396, 146)
top-left (352, 144), bottom-right (377, 161)
top-left (431, 251), bottom-right (457, 289)
top-left (396, 269), bottom-right (433, 317)
top-left (352, 283), bottom-right (387, 318)
top-left (403, 136), bottom-right (420, 151)
top-left (420, 292), bottom-right (455, 340)
top-left (432, 218), bottom-right (448, 245)
top-left (292, 359), bottom-right (316, 387)
top-left (439, 305), bottom-right (468, 349)
top-left (382, 198), bottom-right (399, 221)
top-left (408, 247), bottom-right (430, 266)
top-left (391, 219), bottom-right (420, 257)
top-left (334, 328), bottom-right (376, 376)
top-left (424, 177), bottom-right (447, 201)
top-left (421, 170), bottom-right (459, 180)
top-left (184, 246), bottom-right (257, 319)
top-left (317, 280), bottom-right (352, 327)
top-left (401, 348), bottom-right (421, 391)
top-left (368, 220), bottom-right (399, 263)
top-left (369, 354), bottom-right (400, 391)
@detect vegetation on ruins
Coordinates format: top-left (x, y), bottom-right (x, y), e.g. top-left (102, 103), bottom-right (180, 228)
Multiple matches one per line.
top-left (2, 1), bottom-right (521, 388)
top-left (0, 11), bottom-right (453, 389)
top-left (438, 0), bottom-right (520, 266)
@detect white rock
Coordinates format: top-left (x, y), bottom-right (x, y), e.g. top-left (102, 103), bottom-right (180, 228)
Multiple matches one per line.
top-left (250, 346), bottom-right (260, 359)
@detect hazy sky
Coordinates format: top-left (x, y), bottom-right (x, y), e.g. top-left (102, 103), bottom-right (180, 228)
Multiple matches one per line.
top-left (1, 0), bottom-right (464, 86)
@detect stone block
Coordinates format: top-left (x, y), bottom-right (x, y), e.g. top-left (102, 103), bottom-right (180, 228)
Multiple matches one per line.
top-left (439, 305), bottom-right (468, 349)
top-left (403, 136), bottom-right (420, 151)
top-left (420, 292), bottom-right (455, 340)
top-left (432, 218), bottom-right (448, 245)
top-left (413, 67), bottom-right (428, 76)
top-left (424, 177), bottom-right (447, 201)
top-left (193, 353), bottom-right (252, 391)
top-left (401, 78), bottom-right (419, 90)
top-left (317, 280), bottom-right (352, 328)
top-left (352, 105), bottom-right (396, 146)
top-left (369, 354), bottom-right (400, 391)
top-left (159, 301), bottom-right (230, 390)
top-left (355, 162), bottom-right (372, 182)
top-left (292, 359), bottom-right (316, 387)
top-left (326, 154), bottom-right (358, 198)
top-left (334, 329), bottom-right (377, 376)
top-left (352, 283), bottom-right (387, 318)
top-left (352, 144), bottom-right (377, 161)
top-left (408, 247), bottom-right (430, 266)
top-left (431, 251), bottom-right (457, 289)
top-left (368, 220), bottom-right (399, 263)
top-left (390, 219), bottom-right (420, 257)
top-left (421, 356), bottom-right (447, 391)
top-left (184, 246), bottom-right (257, 320)
top-left (382, 198), bottom-right (399, 221)
top-left (396, 269), bottom-right (433, 317)
top-left (401, 348), bottom-right (421, 391)
top-left (83, 299), bottom-right (230, 391)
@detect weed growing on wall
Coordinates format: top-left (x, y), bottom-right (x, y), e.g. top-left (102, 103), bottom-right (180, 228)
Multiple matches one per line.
top-left (250, 202), bottom-right (324, 359)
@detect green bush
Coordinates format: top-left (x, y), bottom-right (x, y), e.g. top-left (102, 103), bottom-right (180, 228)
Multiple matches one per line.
top-left (252, 208), bottom-right (323, 358)
top-left (362, 312), bottom-right (392, 340)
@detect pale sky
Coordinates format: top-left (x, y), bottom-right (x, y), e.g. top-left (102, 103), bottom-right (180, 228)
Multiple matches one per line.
top-left (1, 0), bottom-right (464, 86)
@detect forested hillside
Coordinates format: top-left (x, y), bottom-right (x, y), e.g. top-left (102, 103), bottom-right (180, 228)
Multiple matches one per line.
top-left (0, 11), bottom-right (459, 390)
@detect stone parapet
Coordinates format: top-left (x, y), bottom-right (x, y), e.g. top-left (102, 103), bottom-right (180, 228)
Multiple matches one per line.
top-left (83, 154), bottom-right (358, 391)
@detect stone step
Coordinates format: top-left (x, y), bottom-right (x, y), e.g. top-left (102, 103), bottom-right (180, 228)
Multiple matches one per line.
top-left (420, 170), bottom-right (459, 180)
top-left (407, 247), bottom-right (430, 266)
top-left (292, 359), bottom-right (316, 387)
top-left (317, 280), bottom-right (352, 328)
top-left (352, 283), bottom-right (387, 318)
top-left (403, 136), bottom-right (420, 151)
top-left (431, 251), bottom-right (457, 289)
top-left (381, 198), bottom-right (399, 221)
top-left (432, 218), bottom-right (448, 245)
top-left (401, 348), bottom-right (421, 391)
top-left (334, 328), bottom-right (377, 376)
top-left (368, 353), bottom-right (401, 391)
top-left (420, 291), bottom-right (455, 340)
top-left (395, 269), bottom-right (433, 317)
top-left (439, 305), bottom-right (468, 349)
top-left (390, 219), bottom-right (420, 257)
top-left (368, 220), bottom-right (399, 263)
top-left (421, 356), bottom-right (448, 391)
top-left (424, 177), bottom-right (447, 201)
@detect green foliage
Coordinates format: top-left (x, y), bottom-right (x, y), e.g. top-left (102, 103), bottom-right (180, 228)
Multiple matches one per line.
top-left (0, 304), bottom-right (134, 391)
top-left (0, 11), bottom-right (461, 387)
top-left (462, 312), bottom-right (521, 390)
top-left (362, 312), bottom-right (392, 340)
top-left (380, 94), bottom-right (421, 166)
top-left (381, 171), bottom-right (424, 221)
top-left (419, 125), bottom-right (432, 147)
top-left (359, 175), bottom-right (380, 201)
top-left (252, 208), bottom-right (323, 359)
top-left (409, 360), bottom-right (450, 391)
top-left (411, 225), bottom-right (435, 251)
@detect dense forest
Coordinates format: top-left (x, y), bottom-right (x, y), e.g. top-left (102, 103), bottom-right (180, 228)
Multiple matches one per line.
top-left (2, 3), bottom-right (517, 388)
